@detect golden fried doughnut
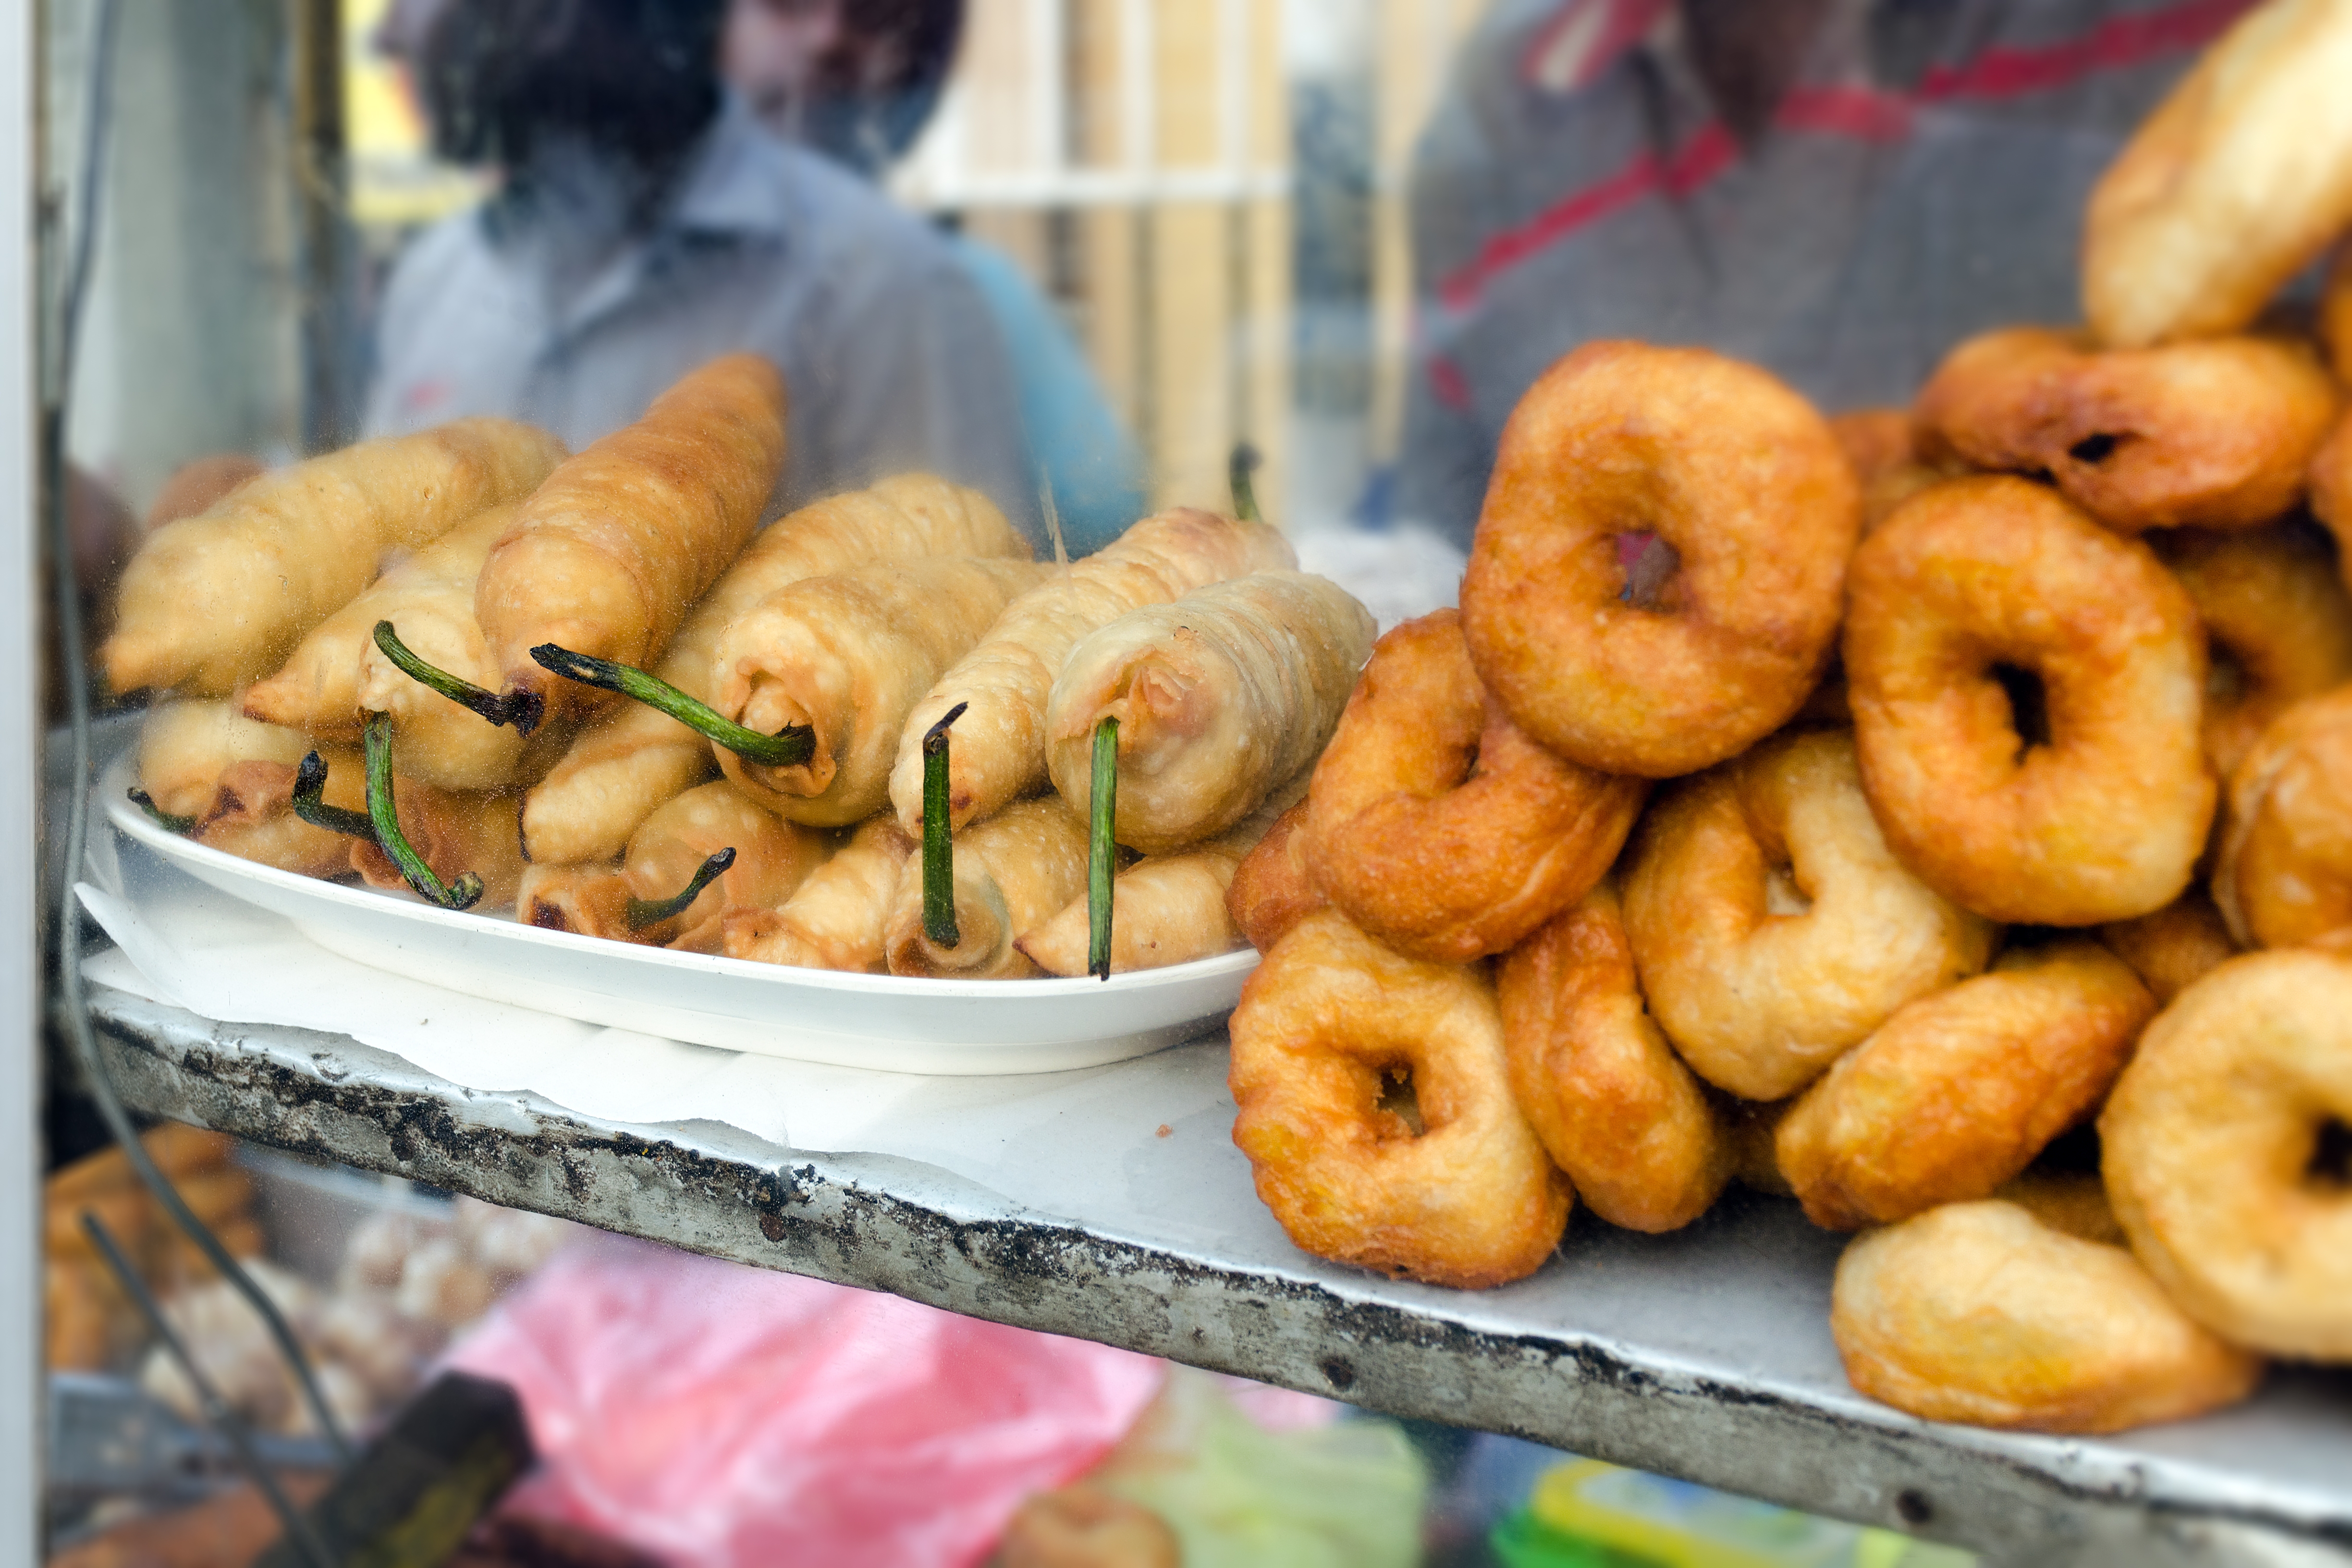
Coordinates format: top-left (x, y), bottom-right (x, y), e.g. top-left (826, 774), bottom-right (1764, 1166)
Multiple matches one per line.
top-left (2103, 950), bottom-right (2352, 1359)
top-left (1832, 1201), bottom-right (2262, 1434)
top-left (2099, 888), bottom-right (2240, 1004)
top-left (1830, 408), bottom-right (1951, 535)
top-left (1459, 342), bottom-right (1859, 777)
top-left (1305, 611), bottom-right (1644, 963)
top-left (1993, 1169), bottom-right (2127, 1246)
top-left (1846, 476), bottom-right (2213, 925)
top-left (1620, 728), bottom-right (1995, 1102)
top-left (2082, 0), bottom-right (2352, 348)
top-left (2307, 404), bottom-right (2352, 591)
top-left (1227, 910), bottom-right (1570, 1288)
top-left (1497, 883), bottom-right (1730, 1234)
top-left (1914, 328), bottom-right (2338, 533)
top-left (1225, 802), bottom-right (1326, 954)
top-left (2155, 523), bottom-right (2352, 779)
top-left (2213, 686), bottom-right (2352, 949)
top-left (1777, 941), bottom-right (2153, 1231)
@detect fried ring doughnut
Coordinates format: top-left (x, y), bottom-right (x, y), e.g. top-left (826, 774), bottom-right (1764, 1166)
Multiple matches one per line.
top-left (1845, 476), bottom-right (2213, 925)
top-left (1830, 408), bottom-right (1950, 535)
top-left (1227, 910), bottom-right (1570, 1288)
top-left (1497, 882), bottom-right (1730, 1233)
top-left (2212, 686), bottom-right (2352, 949)
top-left (1832, 1201), bottom-right (2261, 1435)
top-left (2155, 523), bottom-right (2352, 780)
top-left (1914, 328), bottom-right (2338, 534)
top-left (2102, 950), bottom-right (2352, 1359)
top-left (2082, 0), bottom-right (2352, 348)
top-left (1776, 941), bottom-right (2153, 1231)
top-left (2099, 888), bottom-right (2239, 1004)
top-left (1459, 342), bottom-right (1859, 777)
top-left (1225, 803), bottom-right (1326, 955)
top-left (1620, 728), bottom-right (1995, 1102)
top-left (1304, 610), bottom-right (1644, 963)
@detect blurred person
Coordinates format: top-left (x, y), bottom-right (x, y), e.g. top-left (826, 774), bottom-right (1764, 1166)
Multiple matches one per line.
top-left (365, 0), bottom-right (1036, 532)
top-left (1398, 0), bottom-right (2262, 546)
top-left (725, 0), bottom-right (1150, 553)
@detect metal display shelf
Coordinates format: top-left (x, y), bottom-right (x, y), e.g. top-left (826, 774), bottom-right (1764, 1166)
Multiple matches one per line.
top-left (81, 979), bottom-right (2352, 1568)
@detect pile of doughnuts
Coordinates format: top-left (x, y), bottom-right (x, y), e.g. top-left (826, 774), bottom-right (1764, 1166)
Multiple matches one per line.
top-left (1224, 317), bottom-right (2352, 1438)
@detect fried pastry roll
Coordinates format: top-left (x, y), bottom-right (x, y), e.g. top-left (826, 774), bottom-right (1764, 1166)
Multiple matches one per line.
top-left (1044, 572), bottom-right (1374, 854)
top-left (519, 781), bottom-right (828, 952)
top-left (1017, 777), bottom-right (1307, 976)
top-left (104, 417), bottom-right (566, 695)
top-left (137, 699), bottom-right (316, 821)
top-left (521, 474), bottom-right (1025, 866)
top-left (191, 751), bottom-right (369, 879)
top-left (723, 815), bottom-right (916, 972)
top-left (712, 558), bottom-right (1054, 826)
top-left (888, 508), bottom-right (1295, 834)
top-left (240, 505), bottom-right (562, 792)
top-left (475, 354), bottom-right (788, 731)
top-left (882, 798), bottom-right (1089, 979)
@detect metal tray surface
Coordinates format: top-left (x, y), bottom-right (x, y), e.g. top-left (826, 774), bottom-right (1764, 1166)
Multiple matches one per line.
top-left (80, 980), bottom-right (2352, 1568)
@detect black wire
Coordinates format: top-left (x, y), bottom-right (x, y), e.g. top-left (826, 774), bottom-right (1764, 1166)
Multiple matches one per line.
top-left (45, 0), bottom-right (354, 1468)
top-left (79, 1213), bottom-right (337, 1568)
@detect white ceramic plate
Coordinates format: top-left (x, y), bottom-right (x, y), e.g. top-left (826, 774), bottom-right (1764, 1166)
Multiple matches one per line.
top-left (102, 754), bottom-right (1254, 1075)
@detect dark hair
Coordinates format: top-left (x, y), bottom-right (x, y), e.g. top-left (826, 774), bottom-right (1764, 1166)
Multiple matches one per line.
top-left (423, 0), bottom-right (728, 172)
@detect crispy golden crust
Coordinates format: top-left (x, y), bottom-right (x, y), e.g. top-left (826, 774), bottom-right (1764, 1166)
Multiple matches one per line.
top-left (521, 781), bottom-right (828, 951)
top-left (2155, 523), bottom-right (2352, 780)
top-left (882, 797), bottom-right (1090, 980)
top-left (1832, 1201), bottom-right (2262, 1434)
top-left (1778, 941), bottom-right (2153, 1231)
top-left (1621, 729), bottom-right (1995, 1102)
top-left (477, 354), bottom-right (788, 726)
top-left (105, 418), bottom-right (565, 696)
top-left (715, 558), bottom-right (1052, 826)
top-left (1306, 611), bottom-right (1645, 964)
top-left (137, 700), bottom-right (317, 822)
top-left (520, 473), bottom-right (1024, 865)
top-left (1228, 910), bottom-right (1571, 1288)
top-left (723, 814), bottom-right (915, 972)
top-left (1497, 883), bottom-right (1730, 1233)
top-left (2099, 888), bottom-right (2240, 1003)
top-left (2103, 950), bottom-right (2352, 1359)
top-left (1225, 802), bottom-right (1326, 955)
top-left (2213, 685), bottom-right (2352, 948)
top-left (1045, 572), bottom-right (1375, 854)
top-left (1459, 342), bottom-right (1859, 777)
top-left (191, 753), bottom-right (370, 879)
top-left (889, 509), bottom-right (1296, 834)
top-left (2082, 0), bottom-right (2352, 348)
top-left (1846, 476), bottom-right (2213, 925)
top-left (1915, 328), bottom-right (2338, 533)
top-left (1831, 407), bottom-right (1954, 537)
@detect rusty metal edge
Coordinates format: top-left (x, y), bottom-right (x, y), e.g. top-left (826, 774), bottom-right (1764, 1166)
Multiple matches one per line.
top-left (82, 982), bottom-right (2352, 1568)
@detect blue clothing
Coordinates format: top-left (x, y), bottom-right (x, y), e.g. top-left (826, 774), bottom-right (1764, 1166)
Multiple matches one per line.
top-left (946, 234), bottom-right (1147, 556)
top-left (365, 100), bottom-right (1037, 537)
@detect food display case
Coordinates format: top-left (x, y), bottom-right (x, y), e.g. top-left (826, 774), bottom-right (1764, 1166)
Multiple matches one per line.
top-left (28, 0), bottom-right (2352, 1564)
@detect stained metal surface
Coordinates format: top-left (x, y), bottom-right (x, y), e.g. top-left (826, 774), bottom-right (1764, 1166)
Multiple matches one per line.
top-left (85, 981), bottom-right (2352, 1568)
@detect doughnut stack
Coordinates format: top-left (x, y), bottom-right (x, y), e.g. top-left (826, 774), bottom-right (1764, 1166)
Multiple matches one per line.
top-left (1224, 318), bottom-right (2352, 1438)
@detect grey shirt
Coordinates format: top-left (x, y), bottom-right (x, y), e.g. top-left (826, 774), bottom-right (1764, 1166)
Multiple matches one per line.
top-left (365, 100), bottom-right (1037, 535)
top-left (1400, 0), bottom-right (2258, 545)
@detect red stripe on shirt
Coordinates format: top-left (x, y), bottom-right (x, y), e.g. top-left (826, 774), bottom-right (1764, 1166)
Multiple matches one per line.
top-left (1434, 0), bottom-right (2254, 312)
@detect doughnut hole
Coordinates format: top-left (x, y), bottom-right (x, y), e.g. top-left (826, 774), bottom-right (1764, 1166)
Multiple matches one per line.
top-left (1990, 662), bottom-right (2052, 756)
top-left (1615, 533), bottom-right (1683, 612)
top-left (1375, 1065), bottom-right (1427, 1139)
top-left (2311, 1117), bottom-right (2352, 1190)
top-left (2067, 432), bottom-right (2125, 466)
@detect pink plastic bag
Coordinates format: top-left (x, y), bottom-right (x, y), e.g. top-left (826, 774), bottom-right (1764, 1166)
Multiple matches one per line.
top-left (443, 1238), bottom-right (1167, 1568)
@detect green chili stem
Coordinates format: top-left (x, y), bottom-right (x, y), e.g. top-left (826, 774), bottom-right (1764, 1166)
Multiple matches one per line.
top-left (363, 712), bottom-right (484, 911)
top-left (625, 847), bottom-right (736, 931)
top-left (373, 620), bottom-right (530, 729)
top-left (1088, 717), bottom-right (1118, 981)
top-left (126, 788), bottom-right (196, 834)
top-left (529, 643), bottom-right (815, 766)
top-left (921, 702), bottom-right (968, 949)
top-left (291, 751), bottom-right (378, 839)
top-left (1228, 441), bottom-right (1263, 524)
